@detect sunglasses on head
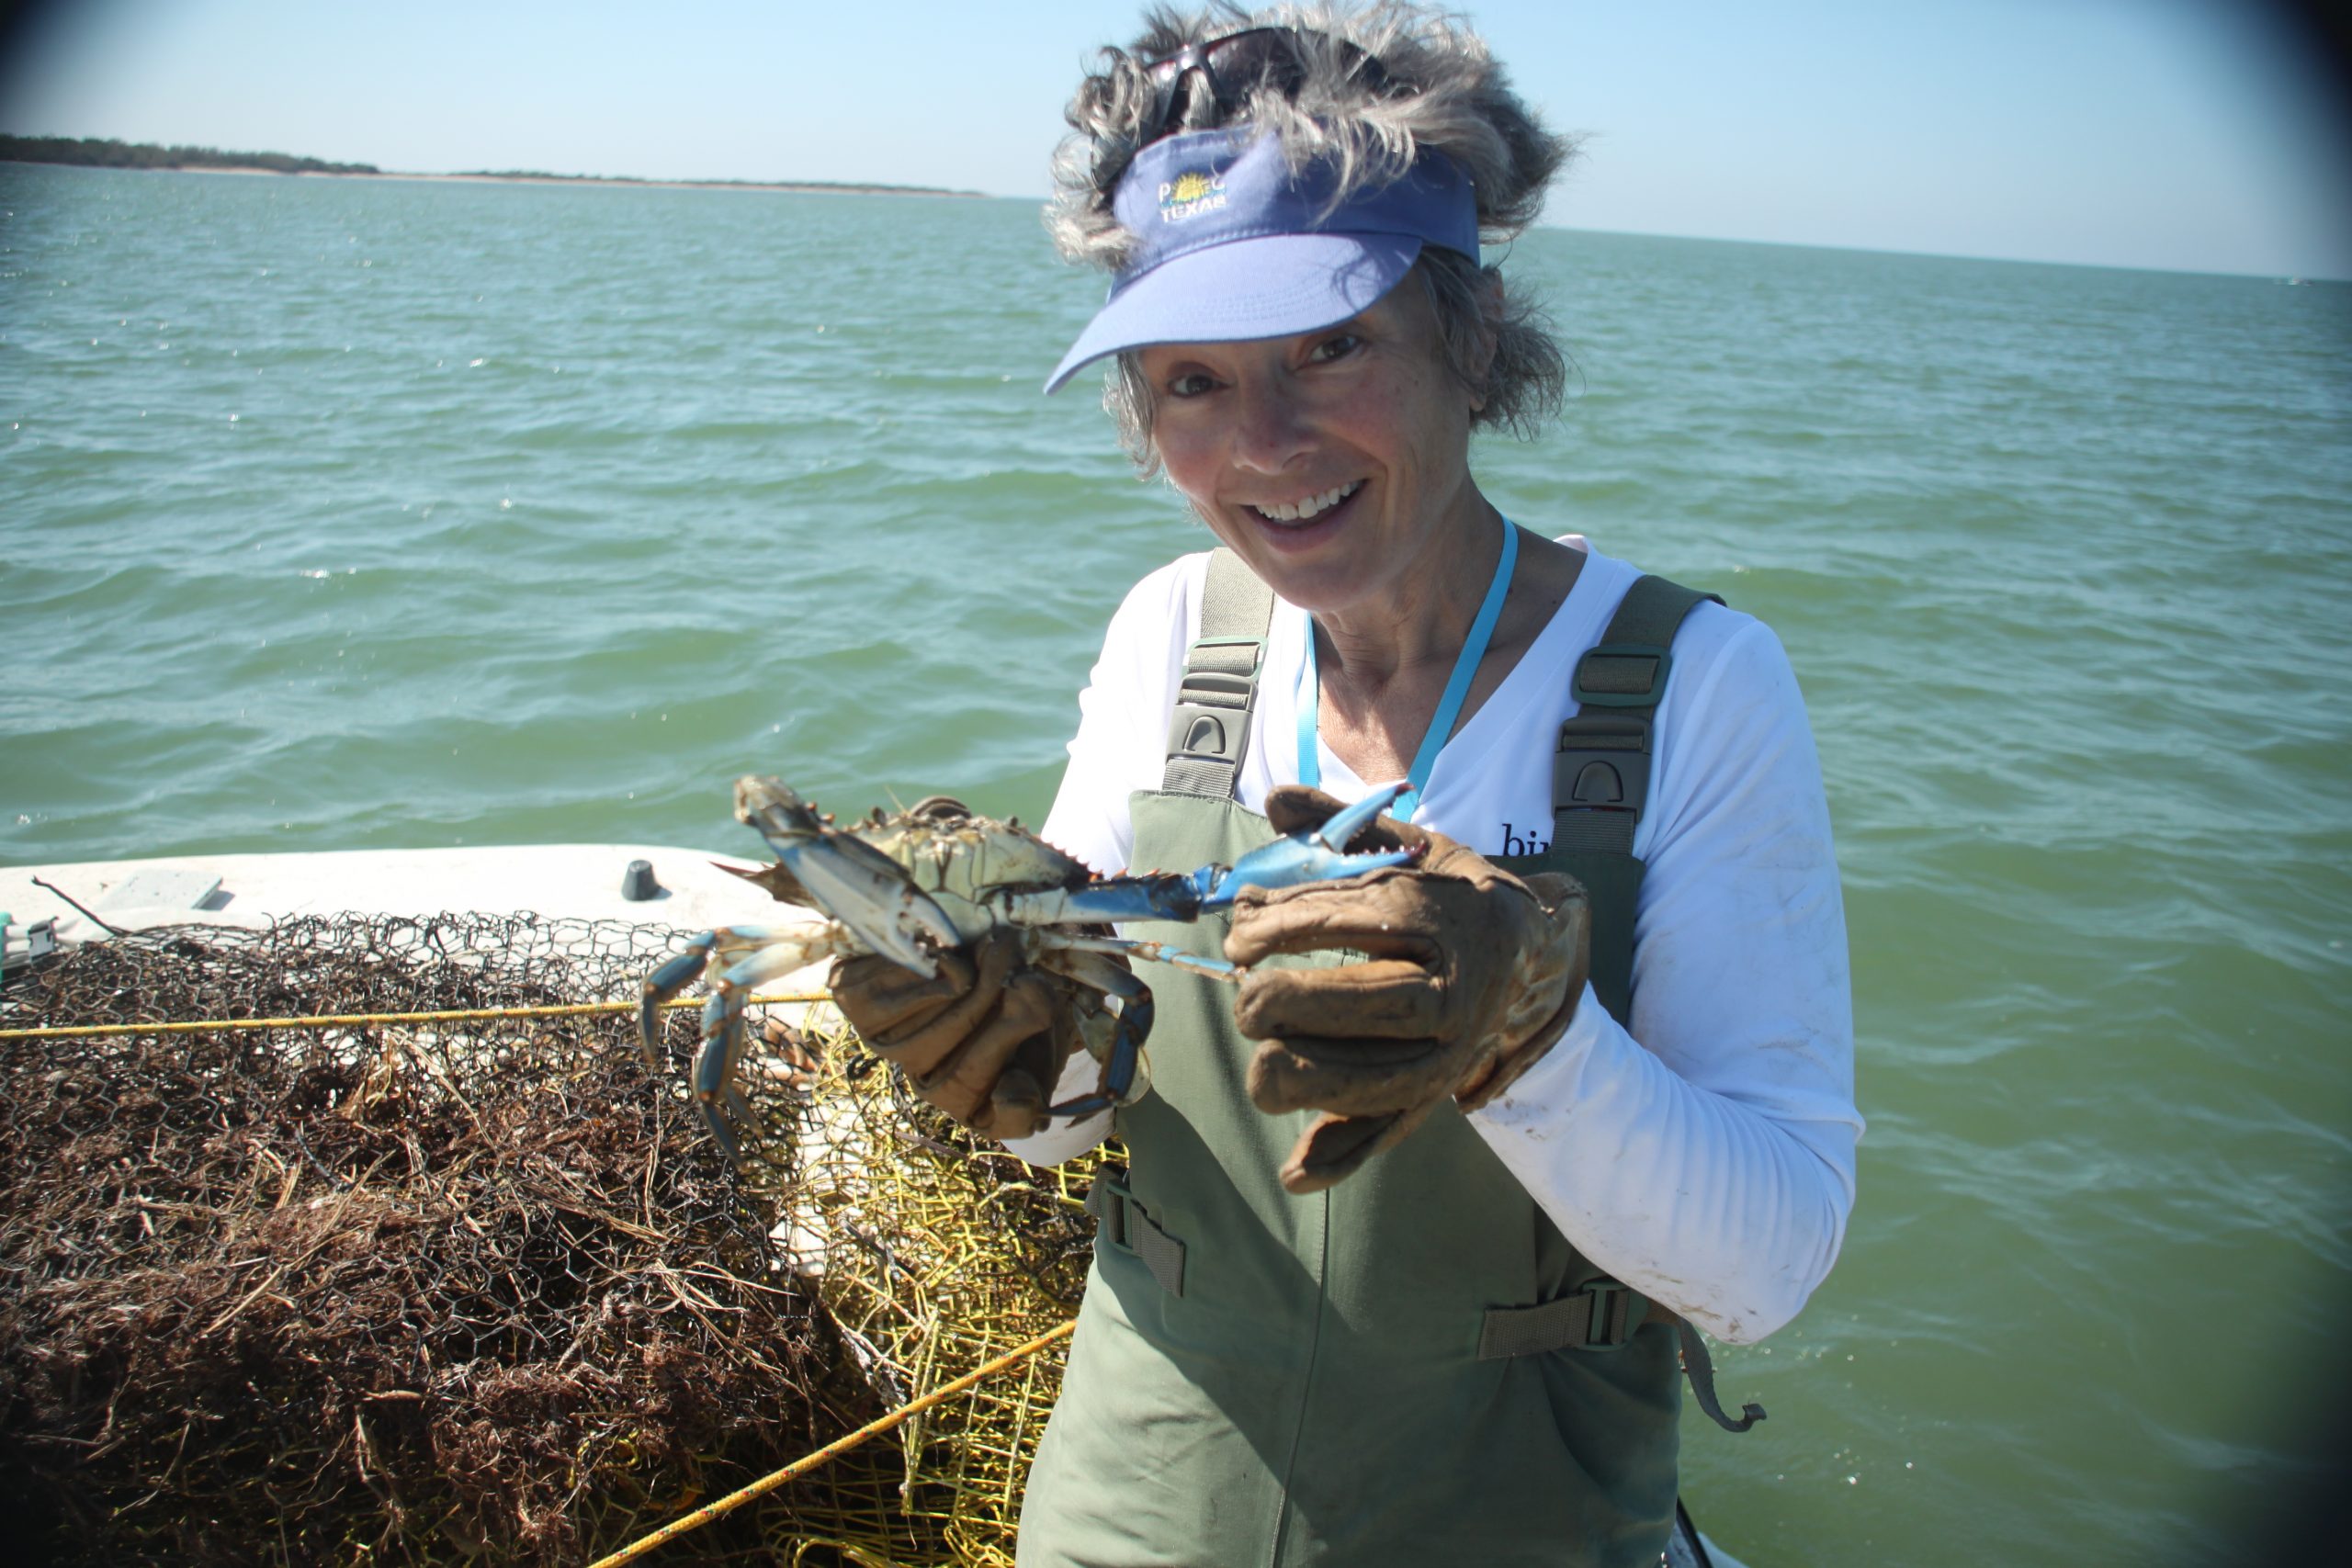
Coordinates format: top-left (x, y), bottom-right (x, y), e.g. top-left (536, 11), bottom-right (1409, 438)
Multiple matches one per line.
top-left (1137, 26), bottom-right (1395, 146)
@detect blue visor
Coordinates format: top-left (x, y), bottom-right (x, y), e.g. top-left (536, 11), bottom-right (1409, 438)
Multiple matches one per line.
top-left (1046, 129), bottom-right (1479, 393)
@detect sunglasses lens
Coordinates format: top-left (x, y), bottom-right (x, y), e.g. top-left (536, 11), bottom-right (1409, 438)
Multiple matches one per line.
top-left (1139, 28), bottom-right (1388, 144)
top-left (1142, 28), bottom-right (1302, 136)
top-left (1206, 29), bottom-right (1304, 86)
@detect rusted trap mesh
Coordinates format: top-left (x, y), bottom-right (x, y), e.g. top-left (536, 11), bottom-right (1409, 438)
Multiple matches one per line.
top-left (703, 1012), bottom-right (1103, 1568)
top-left (0, 915), bottom-right (1104, 1567)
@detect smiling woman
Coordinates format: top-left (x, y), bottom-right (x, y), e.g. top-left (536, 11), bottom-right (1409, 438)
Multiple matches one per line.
top-left (1136, 283), bottom-right (1489, 637)
top-left (813, 5), bottom-right (1861, 1566)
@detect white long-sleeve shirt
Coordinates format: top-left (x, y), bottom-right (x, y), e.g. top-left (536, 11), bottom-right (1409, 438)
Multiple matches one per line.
top-left (1010, 540), bottom-right (1860, 1344)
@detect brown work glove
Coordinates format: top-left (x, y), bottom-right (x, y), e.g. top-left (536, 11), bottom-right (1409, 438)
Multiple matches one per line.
top-left (831, 926), bottom-right (1072, 1140)
top-left (1224, 785), bottom-right (1589, 1194)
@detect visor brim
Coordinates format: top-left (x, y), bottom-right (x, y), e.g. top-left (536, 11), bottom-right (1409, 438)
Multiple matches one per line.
top-left (1045, 231), bottom-right (1424, 394)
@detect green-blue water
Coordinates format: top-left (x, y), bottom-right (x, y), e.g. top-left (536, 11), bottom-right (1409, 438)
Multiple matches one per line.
top-left (5, 163), bottom-right (2349, 1564)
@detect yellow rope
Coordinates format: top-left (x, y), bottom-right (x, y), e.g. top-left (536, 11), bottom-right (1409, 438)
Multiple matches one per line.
top-left (587, 1318), bottom-right (1077, 1568)
top-left (0, 993), bottom-right (832, 1042)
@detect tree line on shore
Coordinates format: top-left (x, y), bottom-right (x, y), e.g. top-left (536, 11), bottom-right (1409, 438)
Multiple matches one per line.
top-left (0, 134), bottom-right (978, 197)
top-left (453, 166), bottom-right (971, 195)
top-left (0, 135), bottom-right (380, 175)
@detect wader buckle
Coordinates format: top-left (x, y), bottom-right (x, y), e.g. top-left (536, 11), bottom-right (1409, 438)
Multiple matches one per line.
top-left (1087, 1173), bottom-right (1187, 1297)
top-left (1577, 1280), bottom-right (1638, 1347)
top-left (1553, 716), bottom-right (1653, 824)
top-left (1165, 637), bottom-right (1261, 776)
top-left (1478, 1278), bottom-right (1643, 1359)
top-left (1572, 641), bottom-right (1674, 708)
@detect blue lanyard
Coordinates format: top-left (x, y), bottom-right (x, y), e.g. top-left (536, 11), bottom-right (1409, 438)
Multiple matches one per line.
top-left (1296, 517), bottom-right (1518, 820)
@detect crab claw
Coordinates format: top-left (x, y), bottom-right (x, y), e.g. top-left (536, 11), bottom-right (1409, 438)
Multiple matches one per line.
top-left (1202, 781), bottom-right (1417, 910)
top-left (733, 775), bottom-right (959, 975)
top-left (1306, 780), bottom-right (1415, 855)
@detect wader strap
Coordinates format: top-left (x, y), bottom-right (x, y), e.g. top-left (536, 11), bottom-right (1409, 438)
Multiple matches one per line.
top-left (1161, 548), bottom-right (1276, 798)
top-left (1552, 576), bottom-right (1724, 856)
top-left (1479, 1285), bottom-right (1766, 1436)
top-left (1673, 1320), bottom-right (1766, 1434)
top-left (1544, 574), bottom-right (1765, 1436)
top-left (1087, 1173), bottom-right (1186, 1297)
top-left (1478, 1279), bottom-right (1648, 1358)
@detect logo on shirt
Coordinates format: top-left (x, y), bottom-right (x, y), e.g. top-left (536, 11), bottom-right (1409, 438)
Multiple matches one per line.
top-left (1158, 169), bottom-right (1228, 222)
top-left (1498, 822), bottom-right (1553, 858)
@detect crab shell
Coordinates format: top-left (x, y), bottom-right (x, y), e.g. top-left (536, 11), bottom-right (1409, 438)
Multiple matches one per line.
top-left (851, 799), bottom-right (1098, 946)
top-left (726, 794), bottom-right (1128, 1085)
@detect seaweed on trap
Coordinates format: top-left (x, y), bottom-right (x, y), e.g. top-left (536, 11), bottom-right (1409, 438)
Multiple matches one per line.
top-left (0, 912), bottom-right (1092, 1567)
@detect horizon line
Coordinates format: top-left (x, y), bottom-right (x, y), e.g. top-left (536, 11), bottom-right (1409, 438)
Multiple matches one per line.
top-left (6, 134), bottom-right (2340, 287)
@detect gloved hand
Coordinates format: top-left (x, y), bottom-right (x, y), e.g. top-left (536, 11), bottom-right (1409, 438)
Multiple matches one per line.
top-left (831, 926), bottom-right (1072, 1140)
top-left (1224, 785), bottom-right (1589, 1193)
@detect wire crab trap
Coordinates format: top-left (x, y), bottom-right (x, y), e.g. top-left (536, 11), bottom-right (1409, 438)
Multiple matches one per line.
top-left (0, 913), bottom-right (1103, 1566)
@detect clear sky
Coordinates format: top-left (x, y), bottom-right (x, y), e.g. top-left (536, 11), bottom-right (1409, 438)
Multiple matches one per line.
top-left (3, 0), bottom-right (2346, 279)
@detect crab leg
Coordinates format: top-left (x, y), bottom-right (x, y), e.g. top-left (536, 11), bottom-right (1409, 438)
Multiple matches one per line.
top-left (640, 921), bottom-right (855, 1158)
top-left (639, 926), bottom-right (782, 1066)
top-left (1035, 944), bottom-right (1158, 1117)
top-left (691, 941), bottom-right (842, 1156)
top-left (1001, 781), bottom-right (1417, 929)
top-left (1053, 931), bottom-right (1241, 983)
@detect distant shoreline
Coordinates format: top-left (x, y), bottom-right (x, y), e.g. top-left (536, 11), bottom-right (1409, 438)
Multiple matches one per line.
top-left (0, 135), bottom-right (983, 199)
top-left (175, 164), bottom-right (986, 198)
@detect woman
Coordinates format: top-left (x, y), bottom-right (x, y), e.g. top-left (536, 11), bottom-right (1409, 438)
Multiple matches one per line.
top-left (833, 7), bottom-right (1860, 1564)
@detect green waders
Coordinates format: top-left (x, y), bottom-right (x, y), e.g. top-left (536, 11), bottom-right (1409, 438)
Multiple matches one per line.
top-left (1016, 553), bottom-right (1734, 1568)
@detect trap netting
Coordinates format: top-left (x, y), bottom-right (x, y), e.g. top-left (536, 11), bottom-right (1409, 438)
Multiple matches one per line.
top-left (0, 913), bottom-right (1104, 1566)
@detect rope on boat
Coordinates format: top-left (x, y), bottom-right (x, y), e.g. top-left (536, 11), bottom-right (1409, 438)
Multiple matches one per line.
top-left (588, 1318), bottom-right (1079, 1568)
top-left (0, 992), bottom-right (832, 1041)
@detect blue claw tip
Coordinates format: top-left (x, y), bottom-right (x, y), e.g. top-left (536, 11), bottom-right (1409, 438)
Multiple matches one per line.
top-left (700, 1101), bottom-right (741, 1162)
top-left (1202, 783), bottom-right (1417, 910)
top-left (1314, 780), bottom-right (1412, 852)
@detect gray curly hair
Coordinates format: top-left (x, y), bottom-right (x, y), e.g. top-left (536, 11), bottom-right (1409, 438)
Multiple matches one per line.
top-left (1048, 2), bottom-right (1576, 471)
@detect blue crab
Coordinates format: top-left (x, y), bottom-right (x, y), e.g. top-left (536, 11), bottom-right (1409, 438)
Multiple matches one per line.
top-left (640, 775), bottom-right (1413, 1156)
